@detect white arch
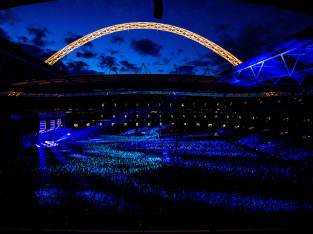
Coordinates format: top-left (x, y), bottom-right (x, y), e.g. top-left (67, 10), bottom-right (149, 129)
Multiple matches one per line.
top-left (45, 22), bottom-right (242, 66)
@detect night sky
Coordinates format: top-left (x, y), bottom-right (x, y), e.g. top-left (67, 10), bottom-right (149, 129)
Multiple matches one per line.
top-left (0, 0), bottom-right (312, 76)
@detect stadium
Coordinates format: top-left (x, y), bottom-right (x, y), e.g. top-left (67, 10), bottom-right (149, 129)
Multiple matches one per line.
top-left (0, 0), bottom-right (313, 233)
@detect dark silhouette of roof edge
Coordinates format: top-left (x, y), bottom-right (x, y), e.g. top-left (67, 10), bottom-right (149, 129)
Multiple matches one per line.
top-left (0, 0), bottom-right (54, 10)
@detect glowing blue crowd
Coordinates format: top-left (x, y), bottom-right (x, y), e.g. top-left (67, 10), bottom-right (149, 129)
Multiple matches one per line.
top-left (34, 127), bottom-right (313, 214)
top-left (235, 134), bottom-right (313, 161)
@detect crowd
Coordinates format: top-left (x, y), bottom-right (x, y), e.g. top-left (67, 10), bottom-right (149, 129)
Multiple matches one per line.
top-left (235, 134), bottom-right (313, 161)
top-left (32, 133), bottom-right (313, 215)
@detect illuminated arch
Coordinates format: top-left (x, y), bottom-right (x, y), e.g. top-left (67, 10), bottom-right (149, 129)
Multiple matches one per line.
top-left (45, 22), bottom-right (242, 66)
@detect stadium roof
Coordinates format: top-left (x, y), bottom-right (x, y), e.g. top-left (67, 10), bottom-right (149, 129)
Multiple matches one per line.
top-left (220, 26), bottom-right (313, 88)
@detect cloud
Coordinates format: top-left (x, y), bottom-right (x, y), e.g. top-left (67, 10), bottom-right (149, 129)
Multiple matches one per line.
top-left (189, 54), bottom-right (232, 76)
top-left (76, 51), bottom-right (97, 58)
top-left (218, 23), bottom-right (281, 61)
top-left (17, 43), bottom-right (72, 72)
top-left (171, 65), bottom-right (195, 75)
top-left (65, 61), bottom-right (101, 75)
top-left (16, 42), bottom-right (99, 75)
top-left (64, 34), bottom-right (82, 44)
top-left (64, 33), bottom-right (93, 48)
top-left (110, 66), bottom-right (118, 73)
top-left (190, 59), bottom-right (211, 67)
top-left (18, 36), bottom-right (28, 43)
top-left (0, 9), bottom-right (20, 25)
top-left (27, 27), bottom-right (54, 47)
top-left (66, 61), bottom-right (87, 71)
top-left (15, 41), bottom-right (99, 75)
top-left (215, 24), bottom-right (231, 33)
top-left (131, 39), bottom-right (162, 57)
top-left (120, 60), bottom-right (140, 73)
top-left (17, 43), bottom-right (68, 71)
top-left (65, 33), bottom-right (97, 58)
top-left (152, 61), bottom-right (164, 65)
top-left (99, 55), bottom-right (118, 68)
top-left (98, 55), bottom-right (119, 73)
top-left (110, 50), bottom-right (119, 55)
top-left (110, 36), bottom-right (125, 43)
top-left (177, 48), bottom-right (183, 54)
top-left (163, 58), bottom-right (171, 64)
top-left (0, 27), bottom-right (11, 40)
top-left (18, 43), bottom-right (56, 60)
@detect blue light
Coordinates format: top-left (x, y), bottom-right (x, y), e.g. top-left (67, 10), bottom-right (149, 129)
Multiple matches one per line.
top-left (50, 147), bottom-right (68, 164)
top-left (39, 120), bottom-right (46, 133)
top-left (50, 120), bottom-right (55, 130)
top-left (234, 134), bottom-right (313, 161)
top-left (33, 124), bottom-right (313, 213)
top-left (222, 36), bottom-right (313, 87)
top-left (37, 136), bottom-right (47, 185)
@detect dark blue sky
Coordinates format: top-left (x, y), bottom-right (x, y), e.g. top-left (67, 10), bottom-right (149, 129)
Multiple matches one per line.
top-left (0, 0), bottom-right (312, 76)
